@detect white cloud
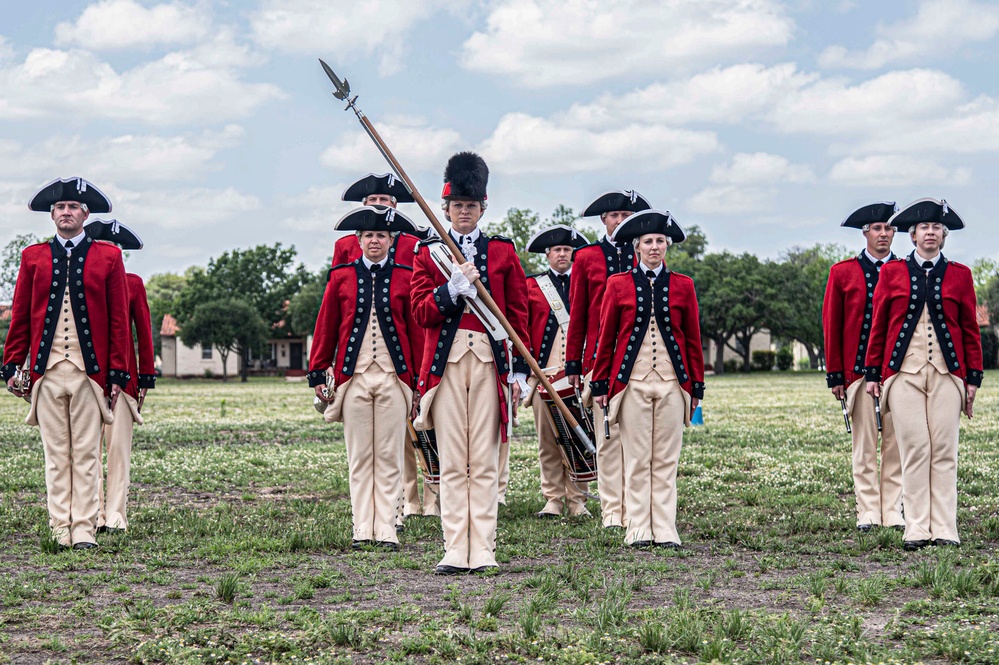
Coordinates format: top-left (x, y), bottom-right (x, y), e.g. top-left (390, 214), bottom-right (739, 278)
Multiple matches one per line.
top-left (249, 0), bottom-right (449, 75)
top-left (480, 113), bottom-right (720, 175)
top-left (277, 185), bottom-right (356, 234)
top-left (461, 0), bottom-right (793, 87)
top-left (561, 63), bottom-right (816, 128)
top-left (709, 152), bottom-right (815, 185)
top-left (686, 185), bottom-right (775, 216)
top-left (828, 155), bottom-right (973, 187)
top-left (0, 35), bottom-right (283, 124)
top-left (54, 0), bottom-right (211, 50)
top-left (113, 186), bottom-right (262, 230)
top-left (0, 126), bottom-right (244, 185)
top-left (320, 118), bottom-right (464, 177)
top-left (819, 0), bottom-right (999, 70)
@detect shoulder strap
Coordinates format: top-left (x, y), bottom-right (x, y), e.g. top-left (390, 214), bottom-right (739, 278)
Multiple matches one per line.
top-left (427, 242), bottom-right (509, 342)
top-left (536, 274), bottom-right (569, 332)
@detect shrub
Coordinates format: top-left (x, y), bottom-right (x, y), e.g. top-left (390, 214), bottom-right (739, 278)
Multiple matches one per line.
top-left (776, 347), bottom-right (794, 371)
top-left (982, 326), bottom-right (998, 370)
top-left (751, 350), bottom-right (776, 372)
top-left (723, 359), bottom-right (740, 374)
top-left (797, 358), bottom-right (811, 371)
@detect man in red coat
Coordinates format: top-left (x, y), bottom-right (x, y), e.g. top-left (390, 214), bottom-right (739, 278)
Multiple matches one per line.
top-left (565, 190), bottom-right (650, 529)
top-left (3, 177), bottom-right (131, 550)
top-left (310, 206), bottom-right (424, 550)
top-left (523, 224), bottom-right (590, 519)
top-left (411, 152), bottom-right (530, 574)
top-left (329, 173), bottom-right (435, 521)
top-left (865, 199), bottom-right (982, 551)
top-left (822, 202), bottom-right (904, 533)
top-left (83, 220), bottom-right (156, 534)
top-left (592, 210), bottom-right (705, 548)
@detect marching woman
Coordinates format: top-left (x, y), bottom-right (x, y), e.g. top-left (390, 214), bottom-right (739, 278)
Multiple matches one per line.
top-left (309, 206), bottom-right (424, 551)
top-left (865, 199), bottom-right (983, 551)
top-left (591, 210), bottom-right (705, 548)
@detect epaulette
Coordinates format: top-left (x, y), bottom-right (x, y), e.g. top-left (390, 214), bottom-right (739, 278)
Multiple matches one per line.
top-left (526, 272), bottom-right (544, 279)
top-left (489, 234), bottom-right (515, 244)
top-left (572, 241), bottom-right (600, 255)
top-left (392, 263), bottom-right (414, 272)
top-left (418, 237), bottom-right (443, 248)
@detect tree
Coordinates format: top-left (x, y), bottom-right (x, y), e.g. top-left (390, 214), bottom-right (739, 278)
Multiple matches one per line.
top-left (287, 270), bottom-right (327, 340)
top-left (971, 258), bottom-right (999, 300)
top-left (1, 233), bottom-right (40, 302)
top-left (145, 271), bottom-right (188, 356)
top-left (673, 224), bottom-right (708, 260)
top-left (483, 208), bottom-right (544, 274)
top-left (173, 244), bottom-right (312, 380)
top-left (179, 299), bottom-right (267, 383)
top-left (771, 244), bottom-right (848, 370)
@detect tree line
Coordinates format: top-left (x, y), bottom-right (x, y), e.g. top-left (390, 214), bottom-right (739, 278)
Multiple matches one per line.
top-left (3, 208), bottom-right (998, 380)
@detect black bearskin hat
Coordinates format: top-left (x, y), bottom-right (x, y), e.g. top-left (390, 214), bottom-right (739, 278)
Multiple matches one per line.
top-left (442, 151), bottom-right (488, 200)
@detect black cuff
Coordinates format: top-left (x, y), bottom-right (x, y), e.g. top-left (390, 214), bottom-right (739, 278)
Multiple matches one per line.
top-left (433, 284), bottom-right (462, 315)
top-left (967, 368), bottom-right (983, 387)
top-left (564, 360), bottom-right (582, 376)
top-left (107, 368), bottom-right (130, 387)
top-left (138, 374), bottom-right (156, 389)
top-left (512, 355), bottom-right (529, 375)
top-left (864, 366), bottom-right (881, 383)
top-left (590, 379), bottom-right (609, 397)
top-left (307, 369), bottom-right (327, 388)
top-left (691, 382), bottom-right (705, 400)
top-left (825, 372), bottom-right (844, 388)
top-left (0, 362), bottom-right (17, 383)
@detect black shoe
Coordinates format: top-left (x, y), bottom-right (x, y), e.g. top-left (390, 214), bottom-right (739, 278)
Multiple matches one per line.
top-left (434, 565), bottom-right (469, 576)
top-left (96, 526), bottom-right (107, 534)
top-left (932, 539), bottom-right (960, 547)
top-left (890, 525), bottom-right (905, 532)
top-left (396, 524), bottom-right (404, 534)
top-left (904, 539), bottom-right (931, 551)
top-left (857, 524), bottom-right (875, 533)
top-left (536, 511), bottom-right (560, 520)
top-left (628, 540), bottom-right (653, 549)
top-left (351, 540), bottom-right (373, 551)
top-left (73, 542), bottom-right (98, 550)
top-left (376, 541), bottom-right (399, 552)
top-left (654, 541), bottom-right (681, 549)
top-left (470, 565), bottom-right (498, 575)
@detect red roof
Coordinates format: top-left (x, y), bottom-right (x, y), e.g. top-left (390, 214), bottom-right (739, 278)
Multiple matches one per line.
top-left (160, 313), bottom-right (179, 336)
top-left (979, 304), bottom-right (990, 327)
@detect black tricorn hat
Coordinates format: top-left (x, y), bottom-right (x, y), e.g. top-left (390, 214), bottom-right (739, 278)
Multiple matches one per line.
top-left (526, 224), bottom-right (589, 253)
top-left (888, 197), bottom-right (965, 231)
top-left (611, 209), bottom-right (686, 244)
top-left (840, 201), bottom-right (897, 229)
top-left (334, 205), bottom-right (418, 234)
top-left (442, 151), bottom-right (488, 200)
top-left (582, 189), bottom-right (652, 217)
top-left (341, 172), bottom-right (415, 203)
top-left (84, 219), bottom-right (143, 250)
top-left (29, 177), bottom-right (112, 214)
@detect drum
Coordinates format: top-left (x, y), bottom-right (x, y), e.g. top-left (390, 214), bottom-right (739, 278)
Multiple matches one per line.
top-left (538, 374), bottom-right (598, 483)
top-left (409, 425), bottom-right (441, 485)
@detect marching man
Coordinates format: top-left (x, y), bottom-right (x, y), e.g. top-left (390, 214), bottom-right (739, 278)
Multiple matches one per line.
top-left (565, 190), bottom-right (650, 529)
top-left (865, 199), bottom-right (983, 551)
top-left (823, 202), bottom-right (904, 533)
top-left (591, 210), bottom-right (705, 548)
top-left (84, 219), bottom-right (155, 534)
top-left (523, 224), bottom-right (590, 519)
top-left (330, 172), bottom-right (437, 521)
top-left (411, 152), bottom-right (530, 574)
top-left (309, 206), bottom-right (424, 551)
top-left (3, 177), bottom-right (131, 550)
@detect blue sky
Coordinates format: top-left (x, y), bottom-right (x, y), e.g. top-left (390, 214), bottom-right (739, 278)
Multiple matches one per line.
top-left (2, 0), bottom-right (998, 280)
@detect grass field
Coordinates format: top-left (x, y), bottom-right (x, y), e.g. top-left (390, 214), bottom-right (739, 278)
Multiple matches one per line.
top-left (1, 372), bottom-right (997, 665)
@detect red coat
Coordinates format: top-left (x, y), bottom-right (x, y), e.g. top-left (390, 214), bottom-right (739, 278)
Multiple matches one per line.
top-left (411, 234), bottom-right (530, 437)
top-left (526, 271), bottom-right (570, 369)
top-left (307, 260), bottom-right (422, 390)
top-left (590, 269), bottom-right (705, 400)
top-left (822, 253), bottom-right (898, 389)
top-left (565, 238), bottom-right (636, 376)
top-left (864, 254), bottom-right (983, 387)
top-left (2, 237), bottom-right (130, 393)
top-left (124, 273), bottom-right (156, 400)
top-left (331, 232), bottom-right (419, 268)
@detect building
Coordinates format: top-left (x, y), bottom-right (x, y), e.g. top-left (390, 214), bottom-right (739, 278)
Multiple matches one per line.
top-left (159, 314), bottom-right (241, 378)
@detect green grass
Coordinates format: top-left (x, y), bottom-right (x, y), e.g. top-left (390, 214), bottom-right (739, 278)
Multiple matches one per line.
top-left (0, 372), bottom-right (997, 664)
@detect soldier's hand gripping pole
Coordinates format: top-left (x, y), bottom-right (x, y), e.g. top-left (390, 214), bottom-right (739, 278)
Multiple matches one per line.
top-left (319, 59), bottom-right (595, 455)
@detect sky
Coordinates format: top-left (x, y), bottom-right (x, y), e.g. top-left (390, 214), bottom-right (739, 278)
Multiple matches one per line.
top-left (1, 0), bottom-right (998, 280)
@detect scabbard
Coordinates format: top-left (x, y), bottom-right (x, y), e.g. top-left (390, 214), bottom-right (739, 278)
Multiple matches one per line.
top-left (840, 398), bottom-right (851, 434)
top-left (873, 397), bottom-right (882, 432)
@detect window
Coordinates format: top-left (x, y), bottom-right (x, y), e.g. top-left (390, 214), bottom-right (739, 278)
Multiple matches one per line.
top-left (201, 344), bottom-right (213, 360)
